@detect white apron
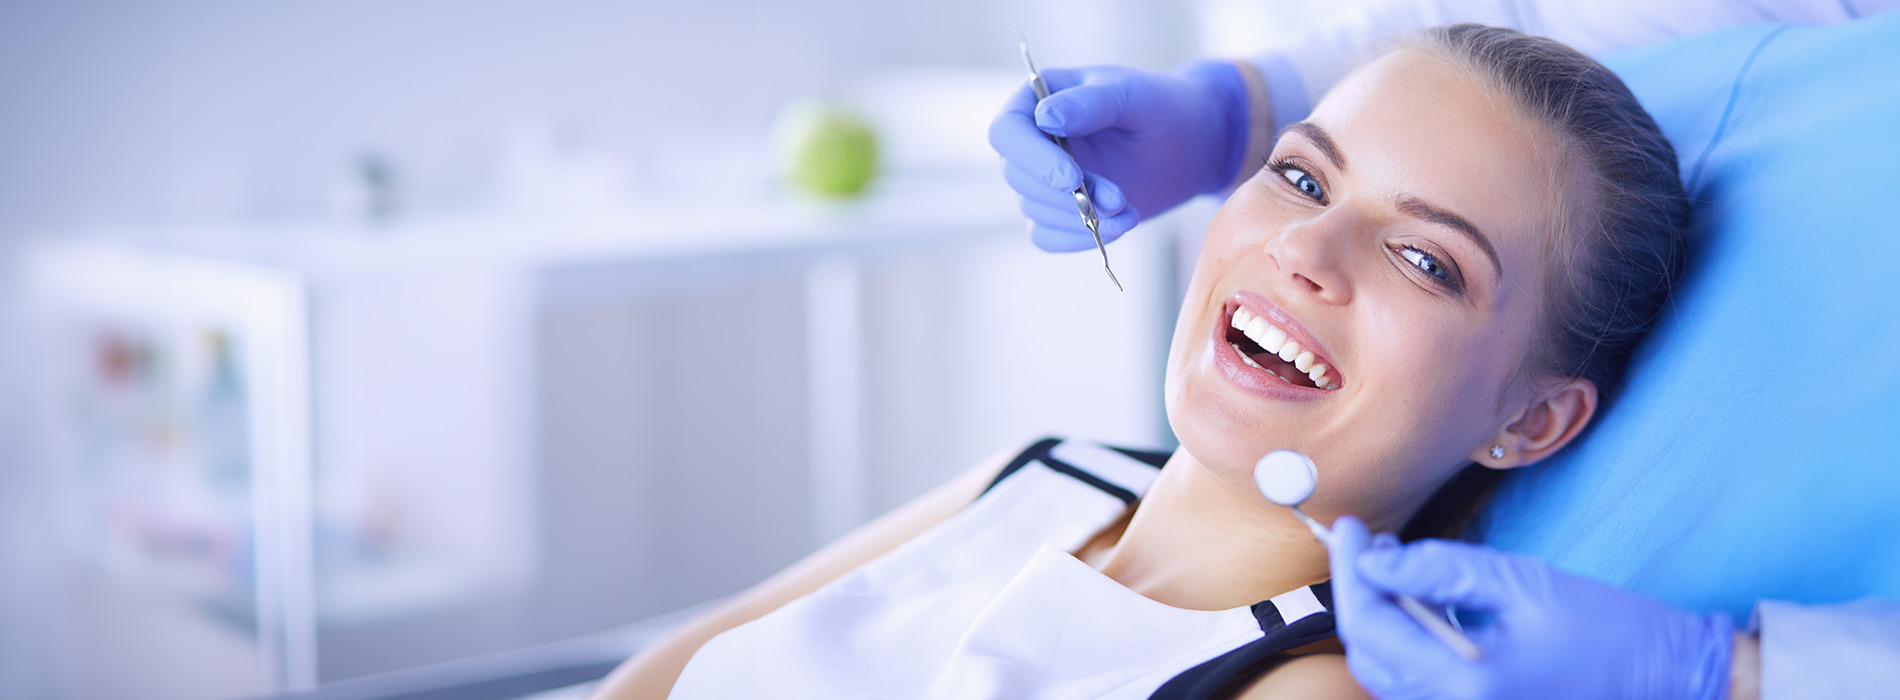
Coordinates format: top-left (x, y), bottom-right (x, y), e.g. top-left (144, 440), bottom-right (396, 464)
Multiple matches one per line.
top-left (670, 438), bottom-right (1336, 699)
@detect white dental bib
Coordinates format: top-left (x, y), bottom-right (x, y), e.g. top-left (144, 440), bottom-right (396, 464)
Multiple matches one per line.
top-left (669, 438), bottom-right (1336, 700)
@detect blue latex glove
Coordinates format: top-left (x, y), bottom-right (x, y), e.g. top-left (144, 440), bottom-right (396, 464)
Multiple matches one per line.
top-left (986, 60), bottom-right (1251, 252)
top-left (1328, 516), bottom-right (1736, 700)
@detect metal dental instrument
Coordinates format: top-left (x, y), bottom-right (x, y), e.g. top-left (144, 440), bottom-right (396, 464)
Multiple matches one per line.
top-left (1255, 450), bottom-right (1484, 662)
top-left (1013, 24), bottom-right (1123, 292)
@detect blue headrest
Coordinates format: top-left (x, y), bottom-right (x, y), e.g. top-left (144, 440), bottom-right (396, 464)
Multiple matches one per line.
top-left (1476, 13), bottom-right (1900, 622)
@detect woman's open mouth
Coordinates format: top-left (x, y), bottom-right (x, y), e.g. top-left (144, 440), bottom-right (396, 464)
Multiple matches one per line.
top-left (1219, 300), bottom-right (1342, 391)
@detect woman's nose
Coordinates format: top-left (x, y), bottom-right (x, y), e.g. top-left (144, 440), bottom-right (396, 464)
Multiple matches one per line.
top-left (1263, 215), bottom-right (1354, 305)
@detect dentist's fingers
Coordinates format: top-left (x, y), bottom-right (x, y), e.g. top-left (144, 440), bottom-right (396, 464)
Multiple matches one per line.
top-left (1357, 539), bottom-right (1529, 612)
top-left (1019, 198), bottom-right (1138, 252)
top-left (1327, 518), bottom-right (1382, 656)
top-left (990, 82), bottom-right (1084, 193)
top-left (1329, 517), bottom-right (1418, 693)
top-left (1031, 65), bottom-right (1087, 92)
top-left (1004, 163), bottom-right (1128, 215)
top-left (1330, 517), bottom-right (1476, 697)
top-left (1031, 70), bottom-right (1134, 138)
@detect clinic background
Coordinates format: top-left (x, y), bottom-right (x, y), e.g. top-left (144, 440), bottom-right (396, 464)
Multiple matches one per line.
top-left (0, 1), bottom-right (1377, 698)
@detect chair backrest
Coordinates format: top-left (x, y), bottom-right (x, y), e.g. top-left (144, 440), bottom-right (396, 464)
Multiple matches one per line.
top-left (1476, 13), bottom-right (1900, 622)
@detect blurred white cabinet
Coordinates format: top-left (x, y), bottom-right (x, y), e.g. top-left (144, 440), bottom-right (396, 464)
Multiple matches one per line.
top-left (25, 175), bottom-right (1182, 696)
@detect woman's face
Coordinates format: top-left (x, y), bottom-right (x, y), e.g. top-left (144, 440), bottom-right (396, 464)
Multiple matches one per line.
top-left (1165, 50), bottom-right (1574, 527)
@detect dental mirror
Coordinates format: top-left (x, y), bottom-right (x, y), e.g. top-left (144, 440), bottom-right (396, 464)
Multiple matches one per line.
top-left (1254, 449), bottom-right (1330, 541)
top-left (1253, 448), bottom-right (1484, 662)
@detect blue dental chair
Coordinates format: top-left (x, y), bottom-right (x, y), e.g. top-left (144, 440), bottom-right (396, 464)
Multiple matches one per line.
top-left (1477, 11), bottom-right (1900, 623)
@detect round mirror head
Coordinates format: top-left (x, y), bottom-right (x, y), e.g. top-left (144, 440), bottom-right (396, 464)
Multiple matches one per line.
top-left (1254, 449), bottom-right (1318, 507)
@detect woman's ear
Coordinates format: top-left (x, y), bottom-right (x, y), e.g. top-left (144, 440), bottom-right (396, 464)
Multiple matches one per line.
top-left (1470, 378), bottom-right (1599, 469)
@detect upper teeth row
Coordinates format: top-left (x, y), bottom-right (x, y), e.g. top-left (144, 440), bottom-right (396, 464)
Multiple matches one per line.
top-left (1231, 306), bottom-right (1336, 390)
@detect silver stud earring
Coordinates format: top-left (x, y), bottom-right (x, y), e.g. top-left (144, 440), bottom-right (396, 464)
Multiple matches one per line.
top-left (1490, 445), bottom-right (1505, 460)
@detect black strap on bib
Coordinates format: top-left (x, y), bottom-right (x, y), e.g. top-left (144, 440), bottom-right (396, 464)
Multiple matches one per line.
top-left (1148, 583), bottom-right (1338, 700)
top-left (979, 436), bottom-right (1168, 506)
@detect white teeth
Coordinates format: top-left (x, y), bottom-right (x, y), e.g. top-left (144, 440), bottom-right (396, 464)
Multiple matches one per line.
top-left (1227, 305), bottom-right (1339, 388)
top-left (1232, 342), bottom-right (1265, 370)
top-left (1241, 317), bottom-right (1265, 343)
top-left (1260, 327), bottom-right (1287, 354)
top-left (1309, 364), bottom-right (1334, 390)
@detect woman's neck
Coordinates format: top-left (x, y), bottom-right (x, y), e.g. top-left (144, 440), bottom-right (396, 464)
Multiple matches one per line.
top-left (1089, 449), bottom-right (1334, 611)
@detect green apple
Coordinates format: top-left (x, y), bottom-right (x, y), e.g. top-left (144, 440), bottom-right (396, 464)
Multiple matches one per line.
top-left (772, 99), bottom-right (880, 199)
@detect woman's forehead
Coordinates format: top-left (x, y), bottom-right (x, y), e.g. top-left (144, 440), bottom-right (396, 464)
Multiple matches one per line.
top-left (1299, 50), bottom-right (1568, 273)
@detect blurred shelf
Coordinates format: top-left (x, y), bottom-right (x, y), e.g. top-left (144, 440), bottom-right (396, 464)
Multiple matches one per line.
top-left (109, 170), bottom-right (1023, 274)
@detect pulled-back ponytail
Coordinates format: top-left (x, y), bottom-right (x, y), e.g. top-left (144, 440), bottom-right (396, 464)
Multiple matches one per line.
top-left (1401, 24), bottom-right (1690, 541)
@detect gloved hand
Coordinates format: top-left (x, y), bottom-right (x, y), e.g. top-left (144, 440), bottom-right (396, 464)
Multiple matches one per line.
top-left (987, 60), bottom-right (1251, 252)
top-left (1328, 516), bottom-right (1736, 700)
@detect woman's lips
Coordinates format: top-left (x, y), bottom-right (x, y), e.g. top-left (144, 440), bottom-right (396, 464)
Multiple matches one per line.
top-left (1230, 292), bottom-right (1341, 378)
top-left (1208, 294), bottom-right (1344, 400)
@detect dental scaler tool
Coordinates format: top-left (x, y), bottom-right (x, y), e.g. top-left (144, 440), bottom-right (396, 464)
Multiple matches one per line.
top-left (1013, 24), bottom-right (1122, 292)
top-left (1254, 450), bottom-right (1484, 662)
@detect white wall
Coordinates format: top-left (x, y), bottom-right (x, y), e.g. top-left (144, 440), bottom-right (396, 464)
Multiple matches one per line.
top-left (0, 0), bottom-right (1201, 234)
top-left (0, 1), bottom-right (1217, 696)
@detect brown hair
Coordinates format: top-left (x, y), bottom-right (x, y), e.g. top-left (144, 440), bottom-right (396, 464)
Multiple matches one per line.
top-left (1399, 24), bottom-right (1690, 541)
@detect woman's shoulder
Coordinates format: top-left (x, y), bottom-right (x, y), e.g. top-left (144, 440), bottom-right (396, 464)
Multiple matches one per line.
top-left (1232, 652), bottom-right (1371, 700)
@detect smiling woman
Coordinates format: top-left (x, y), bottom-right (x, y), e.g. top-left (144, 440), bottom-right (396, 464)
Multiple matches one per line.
top-left (591, 24), bottom-right (1687, 700)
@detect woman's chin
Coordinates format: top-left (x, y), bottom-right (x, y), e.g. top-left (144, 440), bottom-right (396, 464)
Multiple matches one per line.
top-left (1166, 390), bottom-right (1287, 491)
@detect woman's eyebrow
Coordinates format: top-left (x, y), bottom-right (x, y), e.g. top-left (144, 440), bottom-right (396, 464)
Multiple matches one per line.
top-left (1281, 121), bottom-right (1349, 172)
top-left (1396, 195), bottom-right (1503, 278)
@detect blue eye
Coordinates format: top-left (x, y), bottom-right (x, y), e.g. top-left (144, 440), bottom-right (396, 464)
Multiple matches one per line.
top-left (1270, 159), bottom-right (1327, 203)
top-left (1399, 246), bottom-right (1451, 281)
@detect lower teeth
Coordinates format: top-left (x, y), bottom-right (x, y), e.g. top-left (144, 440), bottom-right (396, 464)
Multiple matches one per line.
top-left (1232, 342), bottom-right (1266, 370)
top-left (1238, 338), bottom-right (1330, 388)
top-left (1232, 342), bottom-right (1300, 384)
